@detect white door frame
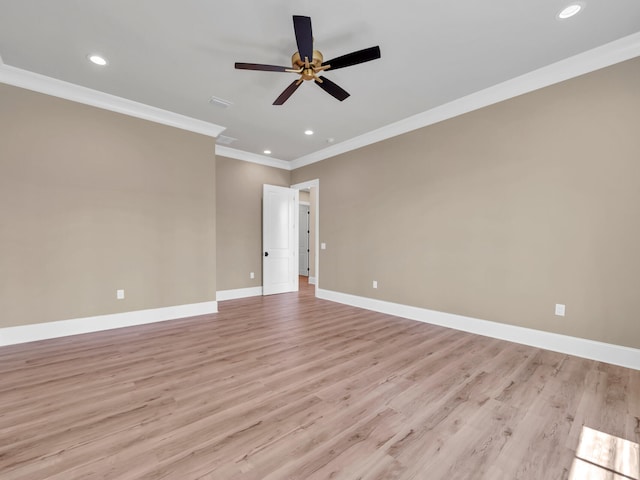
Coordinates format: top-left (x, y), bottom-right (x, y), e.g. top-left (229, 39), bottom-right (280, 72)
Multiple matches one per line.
top-left (291, 179), bottom-right (319, 292)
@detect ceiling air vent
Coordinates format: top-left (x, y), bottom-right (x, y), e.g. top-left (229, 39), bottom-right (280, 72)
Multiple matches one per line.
top-left (208, 96), bottom-right (233, 108)
top-left (217, 135), bottom-right (237, 145)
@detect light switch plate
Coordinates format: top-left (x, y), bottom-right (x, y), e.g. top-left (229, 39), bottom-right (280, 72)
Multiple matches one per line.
top-left (321, 242), bottom-right (326, 250)
top-left (117, 289), bottom-right (125, 300)
top-left (555, 304), bottom-right (565, 316)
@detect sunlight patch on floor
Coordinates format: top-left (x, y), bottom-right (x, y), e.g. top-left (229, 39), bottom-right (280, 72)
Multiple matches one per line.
top-left (569, 426), bottom-right (639, 480)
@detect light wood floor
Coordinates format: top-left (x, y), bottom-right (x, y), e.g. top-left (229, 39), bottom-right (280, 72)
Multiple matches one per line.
top-left (1, 278), bottom-right (638, 480)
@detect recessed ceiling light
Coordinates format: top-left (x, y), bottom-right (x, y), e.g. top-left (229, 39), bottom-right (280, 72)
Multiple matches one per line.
top-left (263, 150), bottom-right (272, 155)
top-left (558, 4), bottom-right (582, 19)
top-left (304, 130), bottom-right (314, 136)
top-left (88, 54), bottom-right (107, 66)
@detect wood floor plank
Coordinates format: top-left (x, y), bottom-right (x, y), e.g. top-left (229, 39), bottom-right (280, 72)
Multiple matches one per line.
top-left (1, 278), bottom-right (638, 480)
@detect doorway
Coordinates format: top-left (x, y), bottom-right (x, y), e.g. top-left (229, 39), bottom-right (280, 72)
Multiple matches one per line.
top-left (299, 203), bottom-right (310, 277)
top-left (291, 179), bottom-right (319, 291)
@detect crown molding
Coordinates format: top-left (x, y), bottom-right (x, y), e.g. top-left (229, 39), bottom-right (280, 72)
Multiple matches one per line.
top-left (0, 64), bottom-right (226, 138)
top-left (215, 145), bottom-right (291, 170)
top-left (290, 32), bottom-right (640, 170)
top-left (4, 31), bottom-right (639, 169)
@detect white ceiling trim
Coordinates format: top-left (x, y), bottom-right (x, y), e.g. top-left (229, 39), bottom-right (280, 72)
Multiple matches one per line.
top-left (216, 145), bottom-right (291, 170)
top-left (3, 30), bottom-right (640, 171)
top-left (0, 62), bottom-right (226, 138)
top-left (291, 32), bottom-right (640, 170)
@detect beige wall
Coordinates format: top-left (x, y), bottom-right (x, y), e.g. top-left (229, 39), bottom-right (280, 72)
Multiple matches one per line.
top-left (5, 57), bottom-right (639, 349)
top-left (0, 84), bottom-right (217, 328)
top-left (292, 57), bottom-right (640, 349)
top-left (299, 190), bottom-right (310, 203)
top-left (216, 156), bottom-right (291, 290)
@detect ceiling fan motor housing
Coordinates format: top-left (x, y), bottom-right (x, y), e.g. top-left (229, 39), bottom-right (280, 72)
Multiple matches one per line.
top-left (292, 50), bottom-right (323, 80)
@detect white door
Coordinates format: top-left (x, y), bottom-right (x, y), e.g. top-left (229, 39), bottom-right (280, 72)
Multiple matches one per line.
top-left (299, 204), bottom-right (310, 276)
top-left (263, 184), bottom-right (299, 295)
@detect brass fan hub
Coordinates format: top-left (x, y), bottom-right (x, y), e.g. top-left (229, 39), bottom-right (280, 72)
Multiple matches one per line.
top-left (291, 50), bottom-right (324, 81)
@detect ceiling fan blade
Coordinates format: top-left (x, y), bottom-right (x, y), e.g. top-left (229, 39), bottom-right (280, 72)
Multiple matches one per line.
top-left (315, 76), bottom-right (350, 102)
top-left (235, 63), bottom-right (291, 72)
top-left (273, 79), bottom-right (303, 105)
top-left (293, 15), bottom-right (313, 62)
top-left (322, 46), bottom-right (381, 71)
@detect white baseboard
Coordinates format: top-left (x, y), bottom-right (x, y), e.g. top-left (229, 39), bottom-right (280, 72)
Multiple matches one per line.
top-left (308, 277), bottom-right (317, 285)
top-left (216, 286), bottom-right (263, 301)
top-left (316, 289), bottom-right (640, 371)
top-left (0, 300), bottom-right (218, 347)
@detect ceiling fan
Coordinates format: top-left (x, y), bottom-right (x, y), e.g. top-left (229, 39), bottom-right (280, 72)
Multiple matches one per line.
top-left (235, 15), bottom-right (381, 105)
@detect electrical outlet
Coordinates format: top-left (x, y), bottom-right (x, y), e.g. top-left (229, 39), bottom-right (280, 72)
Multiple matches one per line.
top-left (555, 304), bottom-right (565, 316)
top-left (373, 280), bottom-right (378, 289)
top-left (321, 242), bottom-right (326, 250)
top-left (250, 272), bottom-right (255, 279)
top-left (117, 289), bottom-right (125, 300)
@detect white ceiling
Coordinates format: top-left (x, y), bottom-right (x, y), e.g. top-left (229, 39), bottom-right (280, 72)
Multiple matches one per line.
top-left (1, 1), bottom-right (639, 164)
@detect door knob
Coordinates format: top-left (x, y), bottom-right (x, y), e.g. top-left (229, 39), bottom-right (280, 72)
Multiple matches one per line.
top-left (264, 252), bottom-right (269, 257)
